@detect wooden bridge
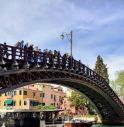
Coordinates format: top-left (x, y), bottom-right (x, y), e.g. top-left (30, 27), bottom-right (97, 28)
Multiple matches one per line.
top-left (0, 43), bottom-right (123, 124)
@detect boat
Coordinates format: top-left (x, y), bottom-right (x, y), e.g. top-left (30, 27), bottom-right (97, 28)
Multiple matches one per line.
top-left (64, 120), bottom-right (93, 127)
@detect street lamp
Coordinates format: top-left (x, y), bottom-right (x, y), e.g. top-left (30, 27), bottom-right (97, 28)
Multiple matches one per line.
top-left (60, 30), bottom-right (73, 58)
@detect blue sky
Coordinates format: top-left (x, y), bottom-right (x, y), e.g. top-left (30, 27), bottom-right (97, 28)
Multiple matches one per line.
top-left (0, 0), bottom-right (124, 80)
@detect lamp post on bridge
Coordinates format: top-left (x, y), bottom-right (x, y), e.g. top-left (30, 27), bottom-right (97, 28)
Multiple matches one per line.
top-left (60, 30), bottom-right (73, 58)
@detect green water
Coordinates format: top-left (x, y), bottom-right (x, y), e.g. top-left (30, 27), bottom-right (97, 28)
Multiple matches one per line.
top-left (92, 124), bottom-right (124, 127)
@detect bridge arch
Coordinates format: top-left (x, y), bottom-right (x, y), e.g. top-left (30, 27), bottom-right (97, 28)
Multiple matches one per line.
top-left (0, 69), bottom-right (124, 125)
top-left (0, 43), bottom-right (123, 124)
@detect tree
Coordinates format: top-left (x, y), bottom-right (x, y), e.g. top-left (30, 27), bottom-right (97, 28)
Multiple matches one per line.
top-left (69, 91), bottom-right (95, 115)
top-left (69, 91), bottom-right (87, 107)
top-left (94, 55), bottom-right (109, 83)
top-left (101, 64), bottom-right (109, 83)
top-left (94, 55), bottom-right (103, 75)
top-left (111, 70), bottom-right (124, 95)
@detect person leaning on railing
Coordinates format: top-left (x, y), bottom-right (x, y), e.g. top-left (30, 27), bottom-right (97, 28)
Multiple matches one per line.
top-left (34, 46), bottom-right (39, 64)
top-left (28, 44), bottom-right (34, 62)
top-left (2, 42), bottom-right (9, 59)
top-left (19, 40), bottom-right (24, 59)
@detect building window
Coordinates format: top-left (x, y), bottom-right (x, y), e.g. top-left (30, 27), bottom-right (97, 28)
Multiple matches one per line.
top-left (30, 100), bottom-right (40, 106)
top-left (8, 91), bottom-right (12, 96)
top-left (19, 90), bottom-right (22, 95)
top-left (33, 92), bottom-right (35, 97)
top-left (13, 101), bottom-right (16, 106)
top-left (51, 94), bottom-right (53, 99)
top-left (24, 100), bottom-right (27, 105)
top-left (40, 92), bottom-right (45, 97)
top-left (40, 93), bottom-right (42, 97)
top-left (14, 91), bottom-right (16, 96)
top-left (54, 95), bottom-right (56, 101)
top-left (30, 100), bottom-right (33, 106)
top-left (19, 100), bottom-right (21, 106)
top-left (59, 96), bottom-right (63, 102)
top-left (24, 91), bottom-right (27, 95)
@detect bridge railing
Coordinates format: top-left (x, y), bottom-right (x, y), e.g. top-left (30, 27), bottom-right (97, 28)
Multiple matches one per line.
top-left (1, 43), bottom-right (124, 121)
top-left (0, 43), bottom-right (107, 85)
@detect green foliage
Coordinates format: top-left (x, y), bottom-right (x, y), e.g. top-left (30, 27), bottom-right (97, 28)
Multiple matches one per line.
top-left (94, 55), bottom-right (109, 83)
top-left (35, 104), bottom-right (56, 110)
top-left (111, 70), bottom-right (124, 95)
top-left (69, 91), bottom-right (95, 114)
top-left (94, 55), bottom-right (103, 75)
top-left (110, 81), bottom-right (117, 92)
top-left (69, 91), bottom-right (87, 107)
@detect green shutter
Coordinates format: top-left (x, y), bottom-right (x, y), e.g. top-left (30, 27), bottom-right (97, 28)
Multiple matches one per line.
top-left (5, 99), bottom-right (13, 105)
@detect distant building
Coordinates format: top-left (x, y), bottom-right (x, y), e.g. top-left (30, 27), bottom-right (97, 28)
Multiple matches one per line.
top-left (61, 89), bottom-right (76, 113)
top-left (0, 85), bottom-right (43, 109)
top-left (40, 84), bottom-right (66, 108)
top-left (0, 83), bottom-right (66, 110)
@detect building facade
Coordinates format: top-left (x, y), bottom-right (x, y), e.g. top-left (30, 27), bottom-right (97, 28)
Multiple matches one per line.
top-left (0, 83), bottom-right (66, 110)
top-left (0, 86), bottom-right (43, 109)
top-left (42, 84), bottom-right (66, 108)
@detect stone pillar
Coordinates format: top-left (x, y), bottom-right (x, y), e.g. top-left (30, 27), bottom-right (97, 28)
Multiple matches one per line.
top-left (40, 112), bottom-right (45, 127)
top-left (40, 120), bottom-right (45, 127)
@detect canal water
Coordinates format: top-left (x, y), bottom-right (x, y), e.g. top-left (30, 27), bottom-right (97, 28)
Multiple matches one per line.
top-left (92, 124), bottom-right (124, 127)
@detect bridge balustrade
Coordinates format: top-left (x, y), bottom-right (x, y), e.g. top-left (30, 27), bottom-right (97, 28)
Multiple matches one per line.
top-left (0, 43), bottom-right (108, 86)
top-left (0, 43), bottom-right (124, 124)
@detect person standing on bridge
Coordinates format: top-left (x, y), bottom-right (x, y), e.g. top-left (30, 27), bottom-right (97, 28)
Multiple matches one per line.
top-left (20, 40), bottom-right (24, 59)
top-left (3, 42), bottom-right (9, 59)
top-left (24, 42), bottom-right (28, 49)
top-left (28, 44), bottom-right (33, 62)
top-left (34, 46), bottom-right (39, 64)
top-left (15, 41), bottom-right (20, 48)
top-left (20, 40), bottom-right (24, 48)
top-left (24, 42), bottom-right (28, 61)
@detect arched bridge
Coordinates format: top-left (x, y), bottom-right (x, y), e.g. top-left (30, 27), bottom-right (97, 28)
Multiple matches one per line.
top-left (0, 43), bottom-right (124, 125)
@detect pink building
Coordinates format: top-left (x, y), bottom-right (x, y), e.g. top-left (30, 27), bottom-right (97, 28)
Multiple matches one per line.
top-left (26, 83), bottom-right (66, 109)
top-left (41, 84), bottom-right (66, 108)
top-left (20, 83), bottom-right (67, 109)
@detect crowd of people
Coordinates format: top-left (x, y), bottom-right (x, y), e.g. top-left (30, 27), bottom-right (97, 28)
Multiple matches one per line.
top-left (15, 40), bottom-right (40, 53)
top-left (1, 40), bottom-right (65, 59)
top-left (14, 40), bottom-right (64, 56)
top-left (0, 41), bottom-right (73, 64)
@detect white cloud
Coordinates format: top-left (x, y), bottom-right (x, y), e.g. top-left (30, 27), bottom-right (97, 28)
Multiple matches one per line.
top-left (106, 55), bottom-right (124, 80)
top-left (0, 0), bottom-right (124, 81)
